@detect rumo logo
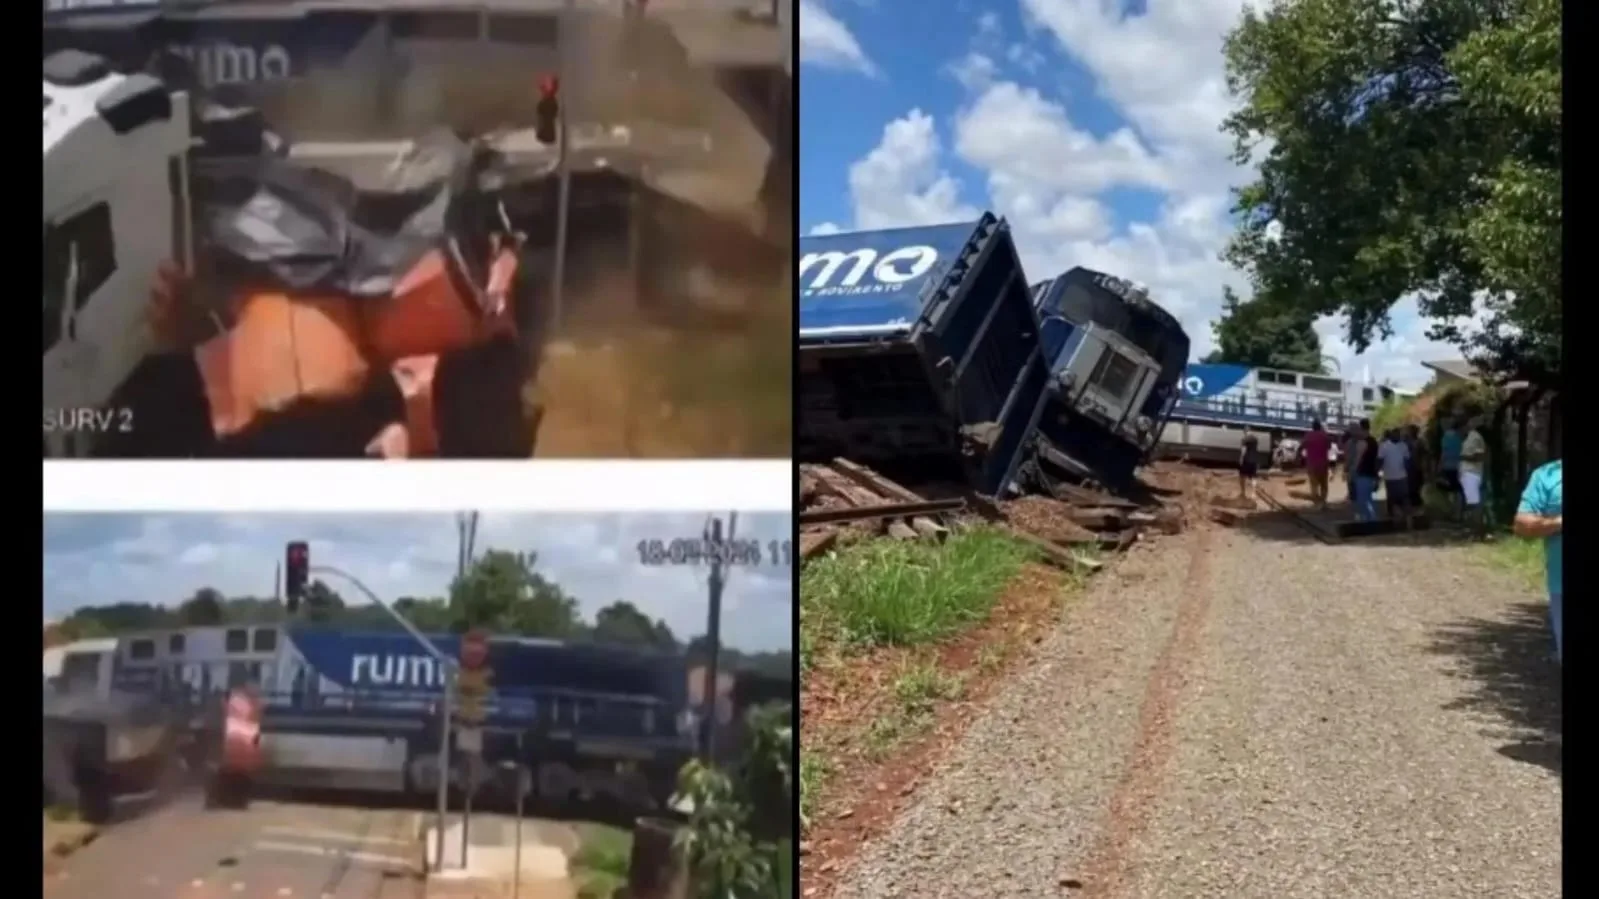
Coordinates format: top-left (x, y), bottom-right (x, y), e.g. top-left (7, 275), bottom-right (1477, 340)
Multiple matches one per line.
top-left (1183, 376), bottom-right (1205, 396)
top-left (351, 654), bottom-right (445, 689)
top-left (799, 245), bottom-right (938, 296)
top-left (167, 42), bottom-right (293, 87)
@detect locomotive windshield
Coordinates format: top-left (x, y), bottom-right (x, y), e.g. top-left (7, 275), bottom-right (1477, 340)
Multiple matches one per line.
top-left (1047, 267), bottom-right (1190, 385)
top-left (1090, 350), bottom-right (1141, 402)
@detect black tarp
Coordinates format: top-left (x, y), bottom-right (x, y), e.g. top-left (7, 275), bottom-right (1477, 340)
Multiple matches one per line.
top-left (190, 123), bottom-right (500, 301)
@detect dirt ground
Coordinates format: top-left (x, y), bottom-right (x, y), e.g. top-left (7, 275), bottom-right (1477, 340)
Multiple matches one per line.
top-left (799, 464), bottom-right (1233, 894)
top-left (800, 564), bottom-right (1084, 869)
top-left (805, 465), bottom-right (1559, 899)
top-left (520, 6), bottom-right (788, 460)
top-left (531, 283), bottom-right (790, 458)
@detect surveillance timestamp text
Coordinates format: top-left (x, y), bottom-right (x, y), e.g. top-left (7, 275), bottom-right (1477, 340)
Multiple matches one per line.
top-left (636, 537), bottom-right (792, 568)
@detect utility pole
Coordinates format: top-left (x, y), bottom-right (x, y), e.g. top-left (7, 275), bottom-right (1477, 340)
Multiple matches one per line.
top-left (551, 0), bottom-right (575, 332)
top-left (451, 509), bottom-right (480, 868)
top-left (456, 511), bottom-right (479, 579)
top-left (699, 512), bottom-right (737, 760)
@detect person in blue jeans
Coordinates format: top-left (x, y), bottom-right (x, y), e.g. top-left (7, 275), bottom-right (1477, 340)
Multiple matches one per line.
top-left (1513, 460), bottom-right (1563, 663)
top-left (1349, 419), bottom-right (1380, 522)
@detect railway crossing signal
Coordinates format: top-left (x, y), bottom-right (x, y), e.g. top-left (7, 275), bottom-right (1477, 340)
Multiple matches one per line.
top-left (284, 541), bottom-right (309, 612)
top-left (455, 629), bottom-right (492, 731)
top-left (535, 75), bottom-right (559, 146)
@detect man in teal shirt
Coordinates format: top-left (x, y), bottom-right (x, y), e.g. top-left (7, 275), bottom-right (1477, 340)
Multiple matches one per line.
top-left (1513, 460), bottom-right (1562, 663)
top-left (1439, 419), bottom-right (1465, 519)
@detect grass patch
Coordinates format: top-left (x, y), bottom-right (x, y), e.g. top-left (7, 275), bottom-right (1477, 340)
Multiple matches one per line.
top-left (534, 288), bottom-right (791, 459)
top-left (44, 804), bottom-right (79, 823)
top-left (975, 642), bottom-right (1009, 675)
top-left (571, 823), bottom-right (633, 899)
top-left (801, 527), bottom-right (1036, 658)
top-left (863, 662), bottom-right (966, 759)
top-left (774, 839), bottom-right (796, 899)
top-left (1475, 534), bottom-right (1546, 589)
top-left (799, 751), bottom-right (829, 828)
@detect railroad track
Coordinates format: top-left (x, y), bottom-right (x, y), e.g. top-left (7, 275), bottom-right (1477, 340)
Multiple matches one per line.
top-left (1253, 482), bottom-right (1337, 544)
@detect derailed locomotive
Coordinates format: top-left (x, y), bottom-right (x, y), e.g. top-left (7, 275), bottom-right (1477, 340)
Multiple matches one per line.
top-left (796, 215), bottom-right (1190, 495)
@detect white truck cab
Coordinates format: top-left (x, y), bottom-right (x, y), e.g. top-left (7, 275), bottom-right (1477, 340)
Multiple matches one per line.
top-left (43, 50), bottom-right (192, 456)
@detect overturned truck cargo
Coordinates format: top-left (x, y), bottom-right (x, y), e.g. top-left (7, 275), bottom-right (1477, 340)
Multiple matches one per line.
top-left (796, 215), bottom-right (1052, 496)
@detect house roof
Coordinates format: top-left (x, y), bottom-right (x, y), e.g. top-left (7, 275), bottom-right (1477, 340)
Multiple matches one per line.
top-left (1421, 359), bottom-right (1481, 381)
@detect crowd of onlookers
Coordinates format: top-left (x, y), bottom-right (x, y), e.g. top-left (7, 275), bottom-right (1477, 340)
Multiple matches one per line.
top-left (1234, 414), bottom-right (1561, 664)
top-left (1240, 414), bottom-right (1491, 534)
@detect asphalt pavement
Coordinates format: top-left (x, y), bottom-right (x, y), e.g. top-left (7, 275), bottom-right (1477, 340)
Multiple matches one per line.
top-left (46, 795), bottom-right (425, 899)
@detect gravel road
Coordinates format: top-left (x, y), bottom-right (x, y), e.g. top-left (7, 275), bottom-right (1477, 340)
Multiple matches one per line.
top-left (835, 515), bottom-right (1561, 899)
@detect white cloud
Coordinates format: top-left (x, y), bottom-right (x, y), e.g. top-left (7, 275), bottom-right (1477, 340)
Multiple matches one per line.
top-left (1005, 42), bottom-right (1049, 74)
top-left (846, 110), bottom-right (979, 230)
top-left (177, 542), bottom-right (219, 566)
top-left (808, 222), bottom-right (843, 235)
top-left (799, 0), bottom-right (876, 75)
top-left (43, 513), bottom-right (793, 651)
top-left (828, 0), bottom-right (1460, 387)
top-left (953, 81), bottom-right (1172, 196)
top-left (947, 52), bottom-right (1000, 91)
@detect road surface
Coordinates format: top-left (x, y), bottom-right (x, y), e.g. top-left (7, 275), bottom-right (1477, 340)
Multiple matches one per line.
top-left (46, 795), bottom-right (425, 899)
top-left (835, 512), bottom-right (1562, 898)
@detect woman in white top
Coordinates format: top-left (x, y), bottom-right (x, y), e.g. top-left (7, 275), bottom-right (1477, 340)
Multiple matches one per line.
top-left (1458, 417), bottom-right (1489, 538)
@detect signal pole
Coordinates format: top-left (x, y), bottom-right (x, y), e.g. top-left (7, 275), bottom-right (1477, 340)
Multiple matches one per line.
top-left (307, 564), bottom-right (455, 871)
top-left (699, 512), bottom-right (738, 760)
top-left (551, 0), bottom-right (574, 332)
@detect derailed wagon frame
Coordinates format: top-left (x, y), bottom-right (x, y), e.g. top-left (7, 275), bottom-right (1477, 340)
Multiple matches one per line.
top-left (797, 214), bottom-right (1053, 497)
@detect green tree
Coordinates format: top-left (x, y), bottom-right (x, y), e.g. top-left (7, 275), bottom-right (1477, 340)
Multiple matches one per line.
top-left (52, 615), bottom-right (111, 643)
top-left (221, 596), bottom-right (283, 624)
top-left (300, 580), bottom-right (346, 624)
top-left (1200, 286), bottom-right (1327, 372)
top-left (178, 588), bottom-right (226, 626)
top-left (591, 600), bottom-right (679, 648)
top-left (392, 596), bottom-right (454, 633)
top-left (65, 602), bottom-right (172, 635)
top-left (673, 703), bottom-right (794, 899)
top-left (449, 549), bottom-right (582, 638)
top-left (1221, 0), bottom-right (1560, 385)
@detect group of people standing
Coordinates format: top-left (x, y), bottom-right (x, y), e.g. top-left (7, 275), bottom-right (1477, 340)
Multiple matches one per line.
top-left (1250, 415), bottom-right (1492, 533)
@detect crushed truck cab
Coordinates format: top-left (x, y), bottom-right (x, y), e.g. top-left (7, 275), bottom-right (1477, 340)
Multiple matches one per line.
top-left (44, 50), bottom-right (193, 445)
top-left (43, 49), bottom-right (542, 459)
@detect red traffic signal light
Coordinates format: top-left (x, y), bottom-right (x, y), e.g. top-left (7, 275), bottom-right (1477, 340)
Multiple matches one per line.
top-left (535, 73), bottom-right (559, 146)
top-left (285, 541), bottom-right (309, 611)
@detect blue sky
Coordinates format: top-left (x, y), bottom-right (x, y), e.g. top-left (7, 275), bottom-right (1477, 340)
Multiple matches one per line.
top-left (797, 0), bottom-right (1481, 387)
top-left (43, 512), bottom-right (793, 651)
